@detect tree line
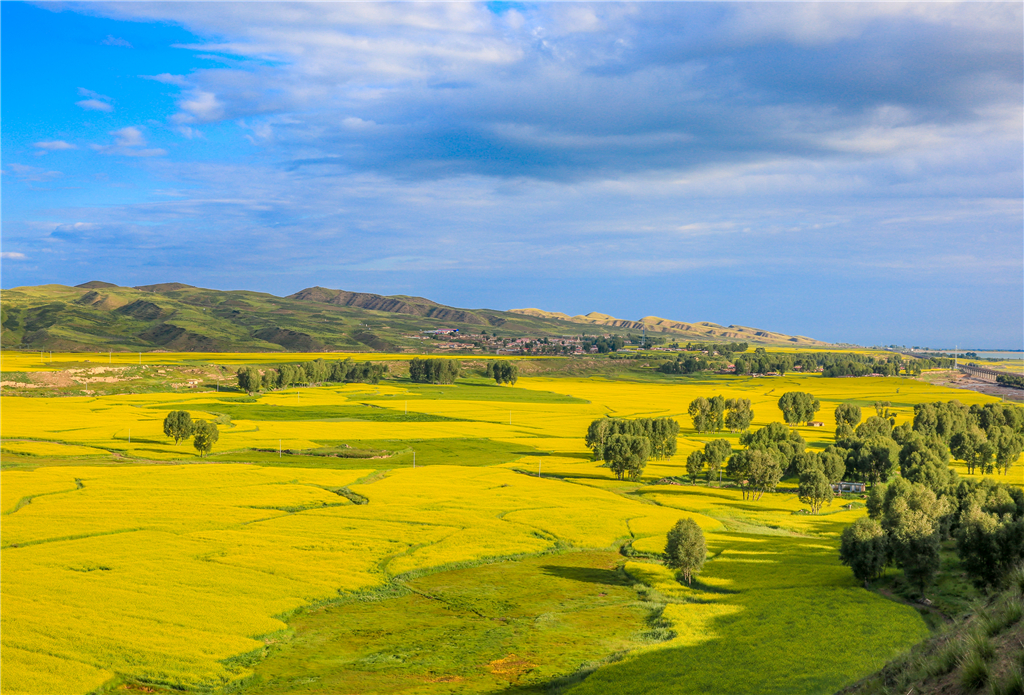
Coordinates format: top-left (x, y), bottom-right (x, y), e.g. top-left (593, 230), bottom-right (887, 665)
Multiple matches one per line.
top-left (997, 374), bottom-right (1024, 390)
top-left (659, 348), bottom-right (954, 379)
top-left (236, 359), bottom-right (388, 394)
top-left (409, 358), bottom-right (460, 384)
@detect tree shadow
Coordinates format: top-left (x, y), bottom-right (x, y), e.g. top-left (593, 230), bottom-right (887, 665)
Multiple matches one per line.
top-left (539, 564), bottom-right (631, 587)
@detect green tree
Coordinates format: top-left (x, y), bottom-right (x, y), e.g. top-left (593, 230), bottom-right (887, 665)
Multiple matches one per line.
top-left (725, 398), bottom-right (753, 432)
top-left (163, 410), bottom-right (194, 445)
top-left (703, 440), bottom-right (731, 483)
top-left (493, 362), bottom-right (519, 385)
top-left (192, 420), bottom-right (219, 458)
top-left (835, 403), bottom-right (862, 429)
top-left (585, 419), bottom-right (612, 461)
top-left (820, 449), bottom-right (847, 484)
top-left (664, 518), bottom-right (707, 586)
top-left (686, 450), bottom-right (704, 483)
top-left (603, 434), bottom-right (651, 481)
top-left (687, 397), bottom-right (713, 433)
top-left (890, 510), bottom-right (940, 597)
top-left (798, 469), bottom-right (834, 514)
top-left (727, 449), bottom-right (782, 500)
top-left (777, 392), bottom-right (820, 425)
top-left (993, 427), bottom-right (1024, 475)
top-left (236, 366), bottom-right (261, 395)
top-left (839, 517), bottom-right (888, 584)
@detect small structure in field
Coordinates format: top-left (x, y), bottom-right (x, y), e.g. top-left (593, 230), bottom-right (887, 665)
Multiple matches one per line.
top-left (832, 481), bottom-right (866, 494)
top-left (808, 421), bottom-right (824, 427)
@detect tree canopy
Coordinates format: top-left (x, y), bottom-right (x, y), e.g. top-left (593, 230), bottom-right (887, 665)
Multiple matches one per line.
top-left (163, 410), bottom-right (194, 445)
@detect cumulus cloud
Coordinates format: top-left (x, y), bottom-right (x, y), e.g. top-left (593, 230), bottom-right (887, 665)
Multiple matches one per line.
top-left (1, 252), bottom-right (28, 260)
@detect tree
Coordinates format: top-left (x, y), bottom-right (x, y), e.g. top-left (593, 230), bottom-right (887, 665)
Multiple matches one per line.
top-left (835, 403), bottom-right (863, 430)
top-left (236, 366), bottom-right (261, 395)
top-left (725, 398), bottom-right (753, 432)
top-left (798, 469), bottom-right (834, 514)
top-left (686, 450), bottom-right (704, 483)
top-left (889, 510), bottom-right (940, 597)
top-left (839, 517), bottom-right (888, 584)
top-left (740, 422), bottom-right (806, 473)
top-left (727, 449), bottom-right (782, 500)
top-left (855, 435), bottom-right (900, 485)
top-left (703, 440), bottom-right (731, 483)
top-left (163, 410), bottom-right (194, 445)
top-left (820, 449), bottom-right (846, 484)
top-left (493, 362), bottom-right (518, 386)
top-left (192, 420), bottom-right (219, 458)
top-left (688, 397), bottom-right (713, 433)
top-left (603, 434), bottom-right (651, 481)
top-left (994, 427), bottom-right (1024, 475)
top-left (956, 503), bottom-right (1024, 590)
top-left (664, 518), bottom-right (707, 585)
top-left (585, 419), bottom-right (612, 461)
top-left (777, 392), bottom-right (820, 425)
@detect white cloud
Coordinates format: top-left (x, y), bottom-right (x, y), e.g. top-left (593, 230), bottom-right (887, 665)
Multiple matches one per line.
top-left (77, 99), bottom-right (114, 112)
top-left (33, 140), bottom-right (77, 152)
top-left (1, 252), bottom-right (27, 260)
top-left (2, 163), bottom-right (63, 182)
top-left (172, 90), bottom-right (224, 124)
top-left (102, 35), bottom-right (133, 48)
top-left (92, 127), bottom-right (167, 157)
top-left (142, 73), bottom-right (190, 87)
top-left (112, 127), bottom-right (146, 147)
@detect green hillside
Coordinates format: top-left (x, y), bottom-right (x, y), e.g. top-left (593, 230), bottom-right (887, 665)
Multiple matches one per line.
top-left (0, 282), bottom-right (828, 352)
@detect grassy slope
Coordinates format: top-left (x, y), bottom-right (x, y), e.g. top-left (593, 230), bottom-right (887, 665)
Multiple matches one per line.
top-left (0, 282), bottom-right (827, 352)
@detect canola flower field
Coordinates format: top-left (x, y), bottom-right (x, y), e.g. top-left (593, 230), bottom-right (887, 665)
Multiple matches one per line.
top-left (0, 365), bottom-right (1015, 694)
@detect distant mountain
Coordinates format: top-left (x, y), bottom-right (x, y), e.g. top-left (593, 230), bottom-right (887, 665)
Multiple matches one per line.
top-left (510, 308), bottom-right (829, 346)
top-left (0, 282), bottom-right (828, 352)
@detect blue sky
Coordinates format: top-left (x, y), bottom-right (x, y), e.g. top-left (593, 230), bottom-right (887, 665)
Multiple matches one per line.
top-left (2, 2), bottom-right (1021, 348)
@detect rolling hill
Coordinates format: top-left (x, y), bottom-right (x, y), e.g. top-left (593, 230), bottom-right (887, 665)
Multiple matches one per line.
top-left (0, 282), bottom-right (830, 352)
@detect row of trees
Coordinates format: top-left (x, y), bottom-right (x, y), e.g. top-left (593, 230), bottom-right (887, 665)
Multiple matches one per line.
top-left (485, 361), bottom-right (519, 385)
top-left (409, 358), bottom-right (460, 384)
top-left (996, 374), bottom-right (1024, 389)
top-left (584, 417), bottom-right (681, 481)
top-left (162, 410), bottom-right (219, 457)
top-left (236, 359), bottom-right (388, 394)
top-left (585, 417), bottom-right (680, 461)
top-left (660, 348), bottom-right (952, 379)
top-left (687, 396), bottom-right (753, 433)
top-left (841, 477), bottom-right (1024, 595)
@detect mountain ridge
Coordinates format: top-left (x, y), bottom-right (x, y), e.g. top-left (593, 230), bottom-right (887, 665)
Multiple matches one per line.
top-left (0, 282), bottom-right (830, 352)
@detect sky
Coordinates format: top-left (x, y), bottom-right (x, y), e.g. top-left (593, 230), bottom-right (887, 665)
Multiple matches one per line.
top-left (1, 2), bottom-right (1021, 348)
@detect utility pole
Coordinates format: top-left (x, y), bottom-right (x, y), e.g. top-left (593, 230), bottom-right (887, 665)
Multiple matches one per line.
top-left (279, 439), bottom-right (281, 458)
top-left (413, 451), bottom-right (416, 468)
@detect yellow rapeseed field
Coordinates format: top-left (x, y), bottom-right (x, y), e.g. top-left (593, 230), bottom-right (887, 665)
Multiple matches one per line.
top-left (0, 370), bottom-right (1015, 694)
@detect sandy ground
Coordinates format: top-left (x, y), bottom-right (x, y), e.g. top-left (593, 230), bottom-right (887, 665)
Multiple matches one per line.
top-left (922, 371), bottom-right (1024, 402)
